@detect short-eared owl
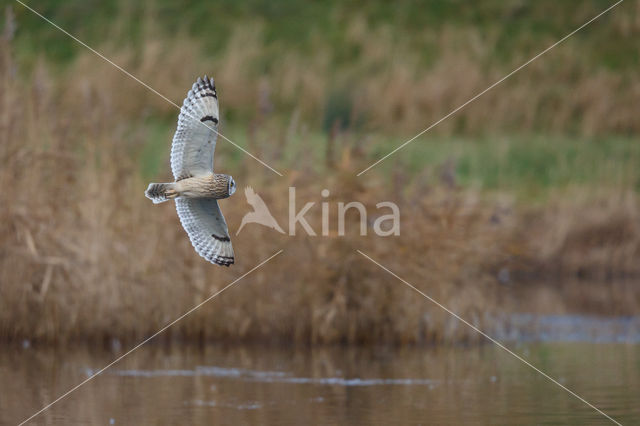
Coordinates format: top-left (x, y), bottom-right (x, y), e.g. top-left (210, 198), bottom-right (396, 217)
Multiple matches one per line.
top-left (145, 76), bottom-right (236, 266)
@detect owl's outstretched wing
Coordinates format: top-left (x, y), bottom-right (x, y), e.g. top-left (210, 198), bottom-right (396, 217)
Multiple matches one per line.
top-left (170, 76), bottom-right (219, 181)
top-left (175, 198), bottom-right (234, 266)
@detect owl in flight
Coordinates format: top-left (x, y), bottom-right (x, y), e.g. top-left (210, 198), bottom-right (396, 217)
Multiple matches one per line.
top-left (145, 76), bottom-right (236, 266)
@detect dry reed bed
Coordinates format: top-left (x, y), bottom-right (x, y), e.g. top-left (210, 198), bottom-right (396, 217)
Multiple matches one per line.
top-left (1, 27), bottom-right (639, 345)
top-left (56, 9), bottom-right (640, 137)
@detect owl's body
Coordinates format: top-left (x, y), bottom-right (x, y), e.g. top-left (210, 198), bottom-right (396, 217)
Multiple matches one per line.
top-left (145, 76), bottom-right (236, 266)
top-left (146, 174), bottom-right (234, 203)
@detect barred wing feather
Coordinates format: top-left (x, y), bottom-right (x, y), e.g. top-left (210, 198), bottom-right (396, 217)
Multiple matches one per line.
top-left (175, 198), bottom-right (234, 266)
top-left (170, 76), bottom-right (219, 181)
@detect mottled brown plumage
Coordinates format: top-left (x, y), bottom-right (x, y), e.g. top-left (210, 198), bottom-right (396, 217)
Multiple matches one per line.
top-left (173, 174), bottom-right (234, 199)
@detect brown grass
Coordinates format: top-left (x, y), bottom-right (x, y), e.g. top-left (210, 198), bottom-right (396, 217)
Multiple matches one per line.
top-left (1, 17), bottom-right (639, 346)
top-left (40, 8), bottom-right (640, 138)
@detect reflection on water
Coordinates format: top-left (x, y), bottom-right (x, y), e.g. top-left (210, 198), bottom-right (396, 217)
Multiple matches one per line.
top-left (113, 366), bottom-right (440, 387)
top-left (497, 314), bottom-right (640, 343)
top-left (2, 329), bottom-right (640, 424)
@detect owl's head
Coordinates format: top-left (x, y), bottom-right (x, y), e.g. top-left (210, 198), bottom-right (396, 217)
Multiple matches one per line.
top-left (228, 176), bottom-right (237, 196)
top-left (212, 174), bottom-right (236, 198)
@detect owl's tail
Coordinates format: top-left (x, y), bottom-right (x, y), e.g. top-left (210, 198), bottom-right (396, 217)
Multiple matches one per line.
top-left (145, 182), bottom-right (178, 204)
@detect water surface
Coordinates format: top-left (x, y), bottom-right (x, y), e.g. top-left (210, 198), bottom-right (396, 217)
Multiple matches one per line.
top-left (2, 336), bottom-right (639, 425)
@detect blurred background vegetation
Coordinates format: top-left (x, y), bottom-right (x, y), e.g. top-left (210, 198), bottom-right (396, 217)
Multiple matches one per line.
top-left (8, 0), bottom-right (640, 194)
top-left (1, 0), bottom-right (639, 345)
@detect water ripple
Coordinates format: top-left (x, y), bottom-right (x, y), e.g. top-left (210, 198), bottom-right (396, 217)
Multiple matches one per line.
top-left (113, 366), bottom-right (439, 387)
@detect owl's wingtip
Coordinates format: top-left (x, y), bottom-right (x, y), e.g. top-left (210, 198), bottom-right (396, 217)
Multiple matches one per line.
top-left (211, 256), bottom-right (234, 267)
